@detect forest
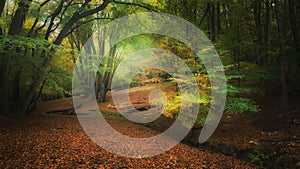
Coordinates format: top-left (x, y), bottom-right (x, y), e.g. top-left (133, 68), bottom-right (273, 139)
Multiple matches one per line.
top-left (0, 0), bottom-right (299, 168)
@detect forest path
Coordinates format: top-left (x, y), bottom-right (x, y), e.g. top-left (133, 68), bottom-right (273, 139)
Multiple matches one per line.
top-left (0, 114), bottom-right (260, 168)
top-left (5, 84), bottom-right (300, 168)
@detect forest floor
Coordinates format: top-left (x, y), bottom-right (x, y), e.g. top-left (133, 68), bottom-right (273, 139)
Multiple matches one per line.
top-left (1, 84), bottom-right (300, 168)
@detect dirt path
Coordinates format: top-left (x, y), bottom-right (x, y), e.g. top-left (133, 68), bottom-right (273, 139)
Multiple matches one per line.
top-left (5, 84), bottom-right (299, 168)
top-left (0, 114), bottom-right (260, 168)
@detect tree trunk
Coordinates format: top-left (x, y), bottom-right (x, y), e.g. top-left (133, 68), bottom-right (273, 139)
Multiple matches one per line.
top-left (0, 62), bottom-right (10, 115)
top-left (274, 0), bottom-right (289, 112)
top-left (217, 2), bottom-right (221, 34)
top-left (96, 28), bottom-right (106, 103)
top-left (198, 3), bottom-right (209, 27)
top-left (288, 0), bottom-right (299, 49)
top-left (0, 0), bottom-right (5, 16)
top-left (11, 70), bottom-right (21, 112)
top-left (253, 0), bottom-right (263, 65)
top-left (15, 50), bottom-right (52, 116)
top-left (0, 0), bottom-right (5, 35)
top-left (98, 82), bottom-right (106, 103)
top-left (2, 0), bottom-right (116, 116)
top-left (44, 0), bottom-right (64, 40)
top-left (263, 0), bottom-right (270, 64)
top-left (210, 3), bottom-right (216, 41)
top-left (287, 0), bottom-right (299, 85)
top-left (17, 0), bottom-right (112, 115)
top-left (26, 76), bottom-right (48, 114)
top-left (8, 0), bottom-right (32, 35)
top-left (207, 2), bottom-right (211, 37)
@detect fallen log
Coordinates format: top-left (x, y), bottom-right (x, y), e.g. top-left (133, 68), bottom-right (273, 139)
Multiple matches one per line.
top-left (46, 107), bottom-right (75, 115)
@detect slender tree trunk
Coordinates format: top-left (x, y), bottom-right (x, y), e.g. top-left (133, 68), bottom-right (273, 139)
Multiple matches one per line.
top-left (287, 0), bottom-right (300, 86)
top-left (199, 3), bottom-right (209, 27)
top-left (296, 0), bottom-right (300, 75)
top-left (26, 76), bottom-right (48, 114)
top-left (217, 2), bottom-right (221, 34)
top-left (263, 0), bottom-right (270, 65)
top-left (96, 28), bottom-right (107, 103)
top-left (211, 3), bottom-right (216, 41)
top-left (207, 2), bottom-right (211, 37)
top-left (105, 45), bottom-right (116, 91)
top-left (297, 0), bottom-right (300, 17)
top-left (288, 0), bottom-right (299, 49)
top-left (237, 24), bottom-right (241, 89)
top-left (254, 0), bottom-right (263, 65)
top-left (274, 0), bottom-right (289, 112)
top-left (98, 82), bottom-right (106, 103)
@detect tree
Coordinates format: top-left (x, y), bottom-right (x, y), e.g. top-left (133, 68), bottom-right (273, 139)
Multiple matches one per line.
top-left (253, 0), bottom-right (263, 65)
top-left (9, 0), bottom-right (33, 35)
top-left (1, 0), bottom-right (299, 117)
top-left (274, 0), bottom-right (289, 112)
top-left (0, 0), bottom-right (156, 116)
top-left (0, 0), bottom-right (5, 35)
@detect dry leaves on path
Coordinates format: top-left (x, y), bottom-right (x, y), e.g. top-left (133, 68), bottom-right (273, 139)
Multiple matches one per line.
top-left (0, 114), bottom-right (261, 169)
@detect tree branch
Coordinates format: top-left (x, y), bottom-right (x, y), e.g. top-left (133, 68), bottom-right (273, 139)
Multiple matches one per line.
top-left (198, 3), bottom-right (209, 27)
top-left (49, 0), bottom-right (73, 35)
top-left (45, 0), bottom-right (65, 40)
top-left (53, 0), bottom-right (157, 46)
top-left (65, 17), bottom-right (113, 38)
top-left (112, 0), bottom-right (157, 12)
top-left (53, 0), bottom-right (113, 45)
top-left (28, 0), bottom-right (51, 37)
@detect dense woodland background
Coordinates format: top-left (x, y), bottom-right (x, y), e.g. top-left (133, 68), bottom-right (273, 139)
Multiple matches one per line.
top-left (0, 0), bottom-right (300, 168)
top-left (0, 0), bottom-right (299, 117)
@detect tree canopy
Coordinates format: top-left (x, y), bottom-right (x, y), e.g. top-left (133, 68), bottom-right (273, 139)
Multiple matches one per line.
top-left (0, 0), bottom-right (299, 119)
